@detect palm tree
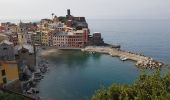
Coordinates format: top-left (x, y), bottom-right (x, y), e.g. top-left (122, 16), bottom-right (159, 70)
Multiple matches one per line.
top-left (51, 13), bottom-right (54, 19)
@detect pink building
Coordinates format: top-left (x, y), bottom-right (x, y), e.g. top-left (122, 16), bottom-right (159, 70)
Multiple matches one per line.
top-left (52, 28), bottom-right (89, 48)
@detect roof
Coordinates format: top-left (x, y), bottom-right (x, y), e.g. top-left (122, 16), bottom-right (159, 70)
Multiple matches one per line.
top-left (93, 32), bottom-right (101, 34)
top-left (0, 40), bottom-right (13, 45)
top-left (0, 60), bottom-right (17, 64)
top-left (14, 44), bottom-right (34, 54)
top-left (53, 32), bottom-right (68, 36)
top-left (75, 30), bottom-right (84, 33)
top-left (0, 34), bottom-right (7, 42)
top-left (41, 19), bottom-right (52, 21)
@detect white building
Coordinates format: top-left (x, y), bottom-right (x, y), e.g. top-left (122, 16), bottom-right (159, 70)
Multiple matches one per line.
top-left (48, 22), bottom-right (64, 32)
top-left (52, 32), bottom-right (67, 47)
top-left (25, 32), bottom-right (33, 44)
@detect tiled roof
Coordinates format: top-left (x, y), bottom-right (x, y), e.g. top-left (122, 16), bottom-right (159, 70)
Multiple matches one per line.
top-left (0, 40), bottom-right (13, 45)
top-left (0, 60), bottom-right (17, 64)
top-left (14, 44), bottom-right (34, 54)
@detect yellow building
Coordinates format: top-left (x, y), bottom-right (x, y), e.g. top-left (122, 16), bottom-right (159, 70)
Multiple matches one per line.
top-left (41, 32), bottom-right (49, 46)
top-left (17, 33), bottom-right (27, 45)
top-left (0, 61), bottom-right (19, 85)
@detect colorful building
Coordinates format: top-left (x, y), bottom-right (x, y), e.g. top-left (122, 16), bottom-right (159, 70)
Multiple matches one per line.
top-left (41, 32), bottom-right (49, 46)
top-left (67, 28), bottom-right (88, 48)
top-left (53, 32), bottom-right (67, 47)
top-left (1, 22), bottom-right (18, 33)
top-left (91, 32), bottom-right (104, 46)
top-left (6, 33), bottom-right (19, 46)
top-left (18, 22), bottom-right (38, 33)
top-left (25, 32), bottom-right (33, 44)
top-left (0, 61), bottom-right (19, 84)
top-left (31, 32), bottom-right (42, 44)
top-left (48, 32), bottom-right (53, 46)
top-left (52, 28), bottom-right (89, 48)
top-left (17, 33), bottom-right (27, 45)
top-left (0, 26), bottom-right (5, 32)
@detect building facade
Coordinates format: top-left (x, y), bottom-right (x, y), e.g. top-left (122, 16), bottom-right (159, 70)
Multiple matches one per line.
top-left (7, 33), bottom-right (19, 46)
top-left (52, 28), bottom-right (89, 48)
top-left (25, 32), bottom-right (33, 44)
top-left (0, 40), bottom-right (15, 60)
top-left (41, 32), bottom-right (49, 46)
top-left (48, 32), bottom-right (53, 46)
top-left (31, 32), bottom-right (42, 45)
top-left (0, 61), bottom-right (19, 84)
top-left (53, 32), bottom-right (67, 47)
top-left (92, 32), bottom-right (104, 46)
top-left (1, 22), bottom-right (18, 33)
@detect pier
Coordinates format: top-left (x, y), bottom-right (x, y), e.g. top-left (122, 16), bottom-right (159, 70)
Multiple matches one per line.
top-left (81, 46), bottom-right (163, 69)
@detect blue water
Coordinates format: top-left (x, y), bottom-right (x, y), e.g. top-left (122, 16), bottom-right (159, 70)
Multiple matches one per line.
top-left (88, 19), bottom-right (170, 64)
top-left (38, 19), bottom-right (170, 100)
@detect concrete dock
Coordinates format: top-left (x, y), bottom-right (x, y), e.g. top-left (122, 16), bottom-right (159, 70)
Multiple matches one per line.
top-left (81, 46), bottom-right (163, 69)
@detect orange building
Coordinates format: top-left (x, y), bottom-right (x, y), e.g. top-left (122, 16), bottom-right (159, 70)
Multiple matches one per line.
top-left (0, 61), bottom-right (19, 85)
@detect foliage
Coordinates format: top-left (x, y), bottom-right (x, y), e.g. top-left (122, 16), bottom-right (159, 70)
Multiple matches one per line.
top-left (92, 66), bottom-right (170, 100)
top-left (0, 92), bottom-right (26, 100)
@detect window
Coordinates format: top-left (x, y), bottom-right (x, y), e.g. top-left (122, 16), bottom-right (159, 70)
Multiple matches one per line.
top-left (1, 70), bottom-right (6, 76)
top-left (3, 77), bottom-right (7, 84)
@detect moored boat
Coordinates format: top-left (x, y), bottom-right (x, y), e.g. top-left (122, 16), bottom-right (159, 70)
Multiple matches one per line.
top-left (120, 56), bottom-right (128, 61)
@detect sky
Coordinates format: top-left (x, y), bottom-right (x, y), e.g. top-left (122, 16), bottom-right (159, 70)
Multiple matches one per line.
top-left (0, 0), bottom-right (170, 20)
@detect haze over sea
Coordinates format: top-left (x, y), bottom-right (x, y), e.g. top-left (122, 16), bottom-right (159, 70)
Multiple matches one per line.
top-left (2, 19), bottom-right (169, 100)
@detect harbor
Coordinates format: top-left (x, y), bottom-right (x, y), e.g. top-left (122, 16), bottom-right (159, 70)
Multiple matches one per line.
top-left (0, 6), bottom-right (169, 99)
top-left (82, 46), bottom-right (163, 69)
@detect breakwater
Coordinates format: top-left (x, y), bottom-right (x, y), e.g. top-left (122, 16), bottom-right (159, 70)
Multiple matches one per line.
top-left (81, 46), bottom-right (163, 69)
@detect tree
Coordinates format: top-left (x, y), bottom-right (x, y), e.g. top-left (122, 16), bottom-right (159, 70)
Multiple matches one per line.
top-left (0, 92), bottom-right (26, 100)
top-left (92, 66), bottom-right (170, 100)
top-left (51, 13), bottom-right (54, 19)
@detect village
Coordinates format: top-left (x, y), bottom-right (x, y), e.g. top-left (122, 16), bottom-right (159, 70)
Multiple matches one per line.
top-left (0, 9), bottom-right (164, 99)
top-left (0, 9), bottom-right (105, 99)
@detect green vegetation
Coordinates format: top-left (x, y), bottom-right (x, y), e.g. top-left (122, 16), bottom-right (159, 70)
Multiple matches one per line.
top-left (92, 66), bottom-right (170, 100)
top-left (0, 92), bottom-right (26, 100)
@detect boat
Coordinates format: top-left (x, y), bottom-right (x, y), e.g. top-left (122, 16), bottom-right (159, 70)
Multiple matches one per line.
top-left (26, 89), bottom-right (33, 94)
top-left (89, 51), bottom-right (94, 54)
top-left (32, 88), bottom-right (39, 94)
top-left (26, 88), bottom-right (39, 94)
top-left (120, 56), bottom-right (128, 61)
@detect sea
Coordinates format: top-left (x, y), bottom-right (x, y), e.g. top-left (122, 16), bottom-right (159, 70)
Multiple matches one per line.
top-left (2, 19), bottom-right (170, 100)
top-left (37, 19), bottom-right (170, 100)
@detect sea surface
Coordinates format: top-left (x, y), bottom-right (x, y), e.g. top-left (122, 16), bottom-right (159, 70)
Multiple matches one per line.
top-left (37, 19), bottom-right (170, 100)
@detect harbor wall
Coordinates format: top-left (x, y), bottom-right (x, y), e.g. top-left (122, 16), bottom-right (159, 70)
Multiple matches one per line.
top-left (81, 46), bottom-right (163, 69)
